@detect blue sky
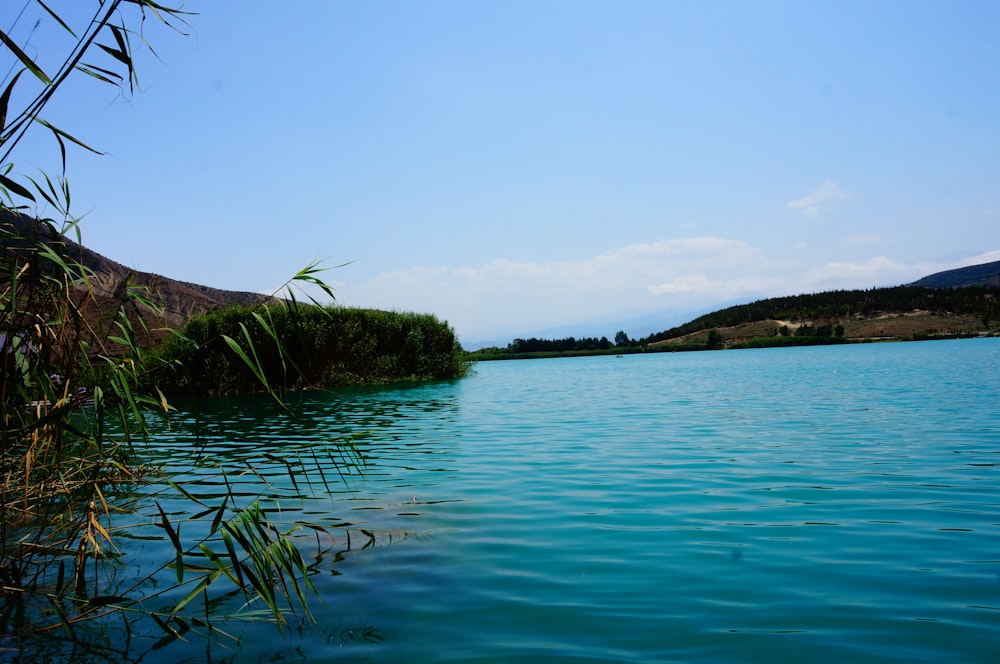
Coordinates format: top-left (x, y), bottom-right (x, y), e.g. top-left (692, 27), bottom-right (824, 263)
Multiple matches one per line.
top-left (4, 1), bottom-right (1000, 347)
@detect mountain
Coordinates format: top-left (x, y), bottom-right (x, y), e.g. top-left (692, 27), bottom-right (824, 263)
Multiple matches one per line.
top-left (910, 260), bottom-right (1000, 288)
top-left (2, 210), bottom-right (272, 345)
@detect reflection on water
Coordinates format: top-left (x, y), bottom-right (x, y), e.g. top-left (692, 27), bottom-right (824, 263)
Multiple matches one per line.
top-left (7, 341), bottom-right (1000, 663)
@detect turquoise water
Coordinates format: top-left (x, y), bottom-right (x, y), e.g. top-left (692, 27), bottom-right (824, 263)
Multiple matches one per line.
top-left (14, 339), bottom-right (1000, 662)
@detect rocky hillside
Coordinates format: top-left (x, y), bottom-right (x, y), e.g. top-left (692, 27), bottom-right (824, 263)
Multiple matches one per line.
top-left (2, 210), bottom-right (272, 345)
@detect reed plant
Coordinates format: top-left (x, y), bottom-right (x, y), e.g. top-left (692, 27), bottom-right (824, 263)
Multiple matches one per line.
top-left (0, 1), bottom-right (373, 654)
top-left (156, 303), bottom-right (469, 397)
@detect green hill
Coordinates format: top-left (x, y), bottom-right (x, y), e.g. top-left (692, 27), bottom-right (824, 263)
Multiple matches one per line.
top-left (472, 260), bottom-right (1000, 360)
top-left (642, 259), bottom-right (1000, 346)
top-left (910, 260), bottom-right (1000, 288)
top-left (642, 283), bottom-right (998, 347)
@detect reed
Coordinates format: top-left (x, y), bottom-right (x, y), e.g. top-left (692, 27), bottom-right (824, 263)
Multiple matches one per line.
top-left (154, 303), bottom-right (470, 397)
top-left (0, 2), bottom-right (373, 652)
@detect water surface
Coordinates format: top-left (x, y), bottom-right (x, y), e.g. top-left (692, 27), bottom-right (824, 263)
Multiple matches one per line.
top-left (24, 339), bottom-right (1000, 662)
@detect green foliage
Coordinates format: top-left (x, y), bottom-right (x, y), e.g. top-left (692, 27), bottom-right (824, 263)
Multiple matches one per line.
top-left (0, 1), bottom-right (390, 651)
top-left (2, 207), bottom-right (352, 648)
top-left (505, 335), bottom-right (614, 354)
top-left (156, 304), bottom-right (469, 396)
top-left (705, 328), bottom-right (724, 350)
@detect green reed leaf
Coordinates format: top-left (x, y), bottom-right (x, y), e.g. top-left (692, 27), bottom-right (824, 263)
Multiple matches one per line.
top-left (33, 117), bottom-right (104, 155)
top-left (24, 174), bottom-right (58, 210)
top-left (220, 529), bottom-right (245, 590)
top-left (170, 571), bottom-right (220, 617)
top-left (209, 494), bottom-right (229, 535)
top-left (0, 70), bottom-right (23, 134)
top-left (155, 501), bottom-right (184, 583)
top-left (221, 332), bottom-right (268, 390)
top-left (0, 28), bottom-right (51, 85)
top-left (0, 173), bottom-right (35, 202)
top-left (165, 479), bottom-right (206, 507)
top-left (75, 62), bottom-right (125, 85)
top-left (198, 543), bottom-right (238, 584)
top-left (35, 1), bottom-right (77, 38)
top-left (97, 43), bottom-right (131, 68)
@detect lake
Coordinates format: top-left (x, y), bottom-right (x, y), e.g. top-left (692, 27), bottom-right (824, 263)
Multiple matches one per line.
top-left (15, 338), bottom-right (1000, 663)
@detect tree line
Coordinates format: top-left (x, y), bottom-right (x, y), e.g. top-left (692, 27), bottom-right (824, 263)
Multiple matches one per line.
top-left (504, 335), bottom-right (615, 354)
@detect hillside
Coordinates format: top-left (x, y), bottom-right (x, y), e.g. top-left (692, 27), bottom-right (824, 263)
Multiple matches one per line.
top-left (2, 210), bottom-right (272, 346)
top-left (910, 260), bottom-right (1000, 288)
top-left (645, 283), bottom-right (998, 347)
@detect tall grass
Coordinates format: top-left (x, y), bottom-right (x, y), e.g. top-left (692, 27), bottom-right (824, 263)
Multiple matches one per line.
top-left (0, 1), bottom-right (390, 653)
top-left (0, 208), bottom-right (367, 647)
top-left (156, 304), bottom-right (469, 397)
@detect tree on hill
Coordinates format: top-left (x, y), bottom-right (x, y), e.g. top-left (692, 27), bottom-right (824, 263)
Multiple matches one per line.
top-left (642, 285), bottom-right (1000, 343)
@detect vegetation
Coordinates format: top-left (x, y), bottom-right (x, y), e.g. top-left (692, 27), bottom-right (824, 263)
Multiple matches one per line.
top-left (642, 285), bottom-right (999, 345)
top-left (156, 304), bottom-right (468, 397)
top-left (0, 2), bottom-right (427, 656)
top-left (505, 335), bottom-right (615, 354)
top-left (468, 331), bottom-right (706, 361)
top-left (473, 283), bottom-right (998, 361)
top-left (705, 328), bottom-right (724, 350)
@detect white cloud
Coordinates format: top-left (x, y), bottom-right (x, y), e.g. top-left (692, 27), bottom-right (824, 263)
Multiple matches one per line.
top-left (953, 249), bottom-right (1000, 267)
top-left (805, 255), bottom-right (944, 290)
top-left (647, 274), bottom-right (716, 295)
top-left (807, 250), bottom-right (1000, 290)
top-left (787, 180), bottom-right (856, 216)
top-left (341, 237), bottom-right (789, 339)
top-left (337, 238), bottom-right (1000, 343)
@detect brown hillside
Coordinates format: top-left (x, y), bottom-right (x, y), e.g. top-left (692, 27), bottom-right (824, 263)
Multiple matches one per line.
top-left (652, 311), bottom-right (986, 347)
top-left (2, 210), bottom-right (273, 347)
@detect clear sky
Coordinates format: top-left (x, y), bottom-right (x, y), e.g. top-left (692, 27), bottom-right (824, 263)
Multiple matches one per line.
top-left (4, 1), bottom-right (1000, 347)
